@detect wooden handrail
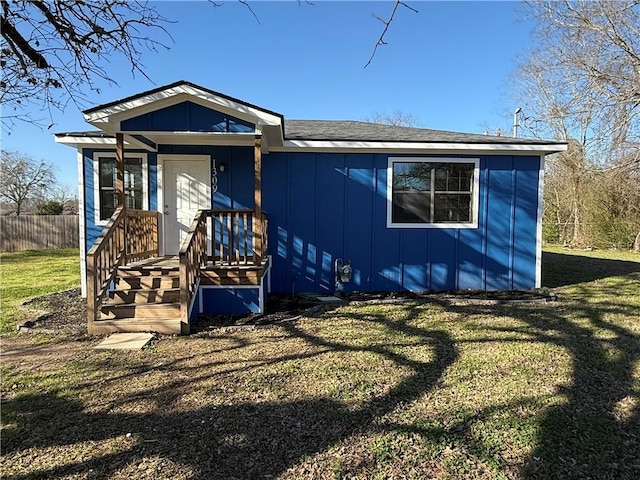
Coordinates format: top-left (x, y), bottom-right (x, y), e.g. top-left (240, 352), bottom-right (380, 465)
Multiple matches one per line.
top-left (86, 207), bottom-right (125, 331)
top-left (205, 209), bottom-right (267, 265)
top-left (179, 210), bottom-right (208, 329)
top-left (177, 209), bottom-right (268, 328)
top-left (86, 208), bottom-right (159, 331)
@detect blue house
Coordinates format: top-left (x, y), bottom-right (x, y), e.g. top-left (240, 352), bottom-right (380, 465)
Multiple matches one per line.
top-left (56, 81), bottom-right (566, 334)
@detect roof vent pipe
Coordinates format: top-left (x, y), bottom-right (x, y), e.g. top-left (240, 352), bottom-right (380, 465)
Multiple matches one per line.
top-left (513, 107), bottom-right (522, 138)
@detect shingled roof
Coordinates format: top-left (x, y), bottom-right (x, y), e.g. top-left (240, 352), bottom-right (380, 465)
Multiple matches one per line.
top-left (284, 120), bottom-right (559, 145)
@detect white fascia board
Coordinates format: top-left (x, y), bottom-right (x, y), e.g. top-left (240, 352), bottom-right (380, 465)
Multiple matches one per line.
top-left (275, 140), bottom-right (568, 154)
top-left (181, 86), bottom-right (282, 126)
top-left (54, 136), bottom-right (120, 147)
top-left (55, 135), bottom-right (155, 152)
top-left (84, 85), bottom-right (282, 127)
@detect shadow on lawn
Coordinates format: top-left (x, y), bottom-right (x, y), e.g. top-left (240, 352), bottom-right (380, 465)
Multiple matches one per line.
top-left (448, 274), bottom-right (640, 478)
top-left (1, 308), bottom-right (459, 479)
top-left (542, 250), bottom-right (640, 287)
top-left (3, 255), bottom-right (639, 478)
top-left (522, 299), bottom-right (639, 478)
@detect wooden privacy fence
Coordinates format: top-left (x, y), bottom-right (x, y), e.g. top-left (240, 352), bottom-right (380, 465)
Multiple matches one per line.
top-left (0, 215), bottom-right (79, 252)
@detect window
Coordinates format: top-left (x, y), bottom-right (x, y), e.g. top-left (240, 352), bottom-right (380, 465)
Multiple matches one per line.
top-left (387, 158), bottom-right (479, 228)
top-left (94, 153), bottom-right (148, 223)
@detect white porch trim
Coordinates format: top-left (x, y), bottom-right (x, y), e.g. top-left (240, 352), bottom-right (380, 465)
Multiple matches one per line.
top-left (77, 149), bottom-right (87, 298)
top-left (535, 155), bottom-right (545, 289)
top-left (84, 85), bottom-right (283, 128)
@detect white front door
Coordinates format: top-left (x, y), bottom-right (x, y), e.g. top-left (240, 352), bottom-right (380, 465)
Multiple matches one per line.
top-left (163, 158), bottom-right (211, 255)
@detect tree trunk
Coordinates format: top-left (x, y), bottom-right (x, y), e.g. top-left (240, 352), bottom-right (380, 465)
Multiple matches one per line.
top-left (634, 231), bottom-right (640, 252)
top-left (571, 199), bottom-right (581, 245)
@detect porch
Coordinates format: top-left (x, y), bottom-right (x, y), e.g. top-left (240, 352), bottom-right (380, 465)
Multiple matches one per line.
top-left (86, 132), bottom-right (268, 335)
top-left (87, 207), bottom-right (269, 335)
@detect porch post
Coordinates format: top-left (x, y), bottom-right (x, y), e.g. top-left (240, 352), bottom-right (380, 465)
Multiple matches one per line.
top-left (115, 132), bottom-right (126, 260)
top-left (253, 135), bottom-right (263, 263)
top-left (115, 132), bottom-right (125, 209)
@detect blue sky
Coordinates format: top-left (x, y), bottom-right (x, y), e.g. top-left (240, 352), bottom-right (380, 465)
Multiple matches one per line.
top-left (1, 1), bottom-right (533, 189)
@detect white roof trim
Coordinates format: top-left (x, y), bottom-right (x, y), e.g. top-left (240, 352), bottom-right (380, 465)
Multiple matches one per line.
top-left (56, 134), bottom-right (567, 155)
top-left (274, 139), bottom-right (568, 154)
top-left (55, 131), bottom-right (264, 151)
top-left (55, 135), bottom-right (120, 146)
top-left (84, 84), bottom-right (282, 127)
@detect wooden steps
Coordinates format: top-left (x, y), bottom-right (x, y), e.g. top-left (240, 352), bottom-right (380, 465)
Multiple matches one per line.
top-left (88, 256), bottom-right (270, 335)
top-left (107, 288), bottom-right (180, 304)
top-left (91, 266), bottom-right (185, 335)
top-left (90, 318), bottom-right (186, 335)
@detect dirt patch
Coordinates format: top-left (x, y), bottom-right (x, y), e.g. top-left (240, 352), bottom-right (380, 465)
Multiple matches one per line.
top-left (193, 294), bottom-right (332, 332)
top-left (19, 288), bottom-right (555, 335)
top-left (20, 288), bottom-right (87, 335)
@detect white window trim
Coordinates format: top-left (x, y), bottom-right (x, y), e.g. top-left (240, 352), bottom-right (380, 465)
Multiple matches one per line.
top-left (386, 157), bottom-right (480, 229)
top-left (93, 152), bottom-right (149, 226)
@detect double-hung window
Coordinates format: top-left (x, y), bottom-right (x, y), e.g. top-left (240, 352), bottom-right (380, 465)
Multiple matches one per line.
top-left (387, 157), bottom-right (479, 228)
top-left (94, 153), bottom-right (148, 223)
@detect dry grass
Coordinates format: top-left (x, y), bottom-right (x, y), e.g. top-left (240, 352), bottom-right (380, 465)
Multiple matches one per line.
top-left (1, 248), bottom-right (639, 479)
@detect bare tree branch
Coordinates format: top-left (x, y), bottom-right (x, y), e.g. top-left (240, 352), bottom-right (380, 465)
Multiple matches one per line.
top-left (239, 0), bottom-right (261, 24)
top-left (364, 1), bottom-right (418, 69)
top-left (207, 0), bottom-right (261, 24)
top-left (0, 0), bottom-right (173, 130)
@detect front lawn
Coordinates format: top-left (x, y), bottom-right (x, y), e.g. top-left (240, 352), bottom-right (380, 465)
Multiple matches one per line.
top-left (1, 248), bottom-right (639, 479)
top-left (0, 248), bottom-right (80, 333)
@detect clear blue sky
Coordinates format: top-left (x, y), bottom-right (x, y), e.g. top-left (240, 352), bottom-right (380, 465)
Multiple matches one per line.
top-left (1, 1), bottom-right (533, 190)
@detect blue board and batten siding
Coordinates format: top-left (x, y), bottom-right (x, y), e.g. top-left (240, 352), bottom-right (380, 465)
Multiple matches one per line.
top-left (262, 152), bottom-right (541, 294)
top-left (82, 146), bottom-right (541, 297)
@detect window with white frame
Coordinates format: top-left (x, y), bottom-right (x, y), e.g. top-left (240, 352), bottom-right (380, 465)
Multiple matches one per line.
top-left (94, 153), bottom-right (148, 222)
top-left (387, 158), bottom-right (479, 228)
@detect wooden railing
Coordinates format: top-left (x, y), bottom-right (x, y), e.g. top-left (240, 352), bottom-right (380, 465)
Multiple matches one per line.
top-left (209, 209), bottom-right (268, 265)
top-left (125, 209), bottom-right (160, 263)
top-left (179, 210), bottom-right (208, 326)
top-left (86, 208), bottom-right (159, 327)
top-left (178, 209), bottom-right (268, 325)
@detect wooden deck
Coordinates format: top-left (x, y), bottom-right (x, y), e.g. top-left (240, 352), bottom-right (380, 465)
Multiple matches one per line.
top-left (120, 255), bottom-right (270, 285)
top-left (86, 208), bottom-right (269, 335)
top-left (89, 255), bottom-right (270, 335)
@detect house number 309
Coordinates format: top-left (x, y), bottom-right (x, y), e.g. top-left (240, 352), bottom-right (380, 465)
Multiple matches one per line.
top-left (211, 159), bottom-right (218, 193)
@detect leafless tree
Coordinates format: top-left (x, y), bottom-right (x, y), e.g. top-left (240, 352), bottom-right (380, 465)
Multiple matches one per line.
top-left (517, 1), bottom-right (639, 162)
top-left (543, 141), bottom-right (589, 245)
top-left (516, 1), bottom-right (640, 247)
top-left (365, 111), bottom-right (420, 127)
top-left (0, 151), bottom-right (56, 216)
top-left (1, 0), bottom-right (171, 129)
